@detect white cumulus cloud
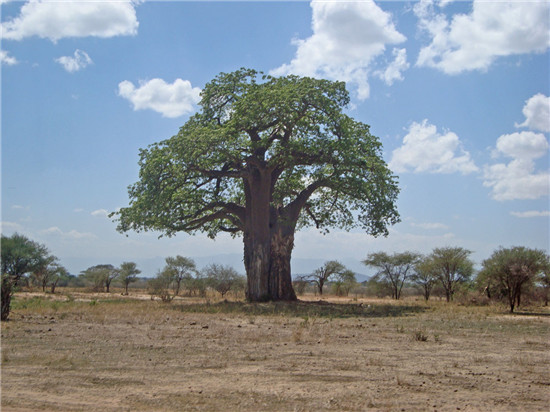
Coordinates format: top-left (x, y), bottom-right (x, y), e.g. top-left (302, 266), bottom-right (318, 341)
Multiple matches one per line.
top-left (376, 48), bottom-right (409, 86)
top-left (1, 0), bottom-right (139, 42)
top-left (414, 0), bottom-right (550, 74)
top-left (55, 49), bottom-right (92, 72)
top-left (1, 49), bottom-right (18, 65)
top-left (410, 222), bottom-right (449, 230)
top-left (483, 131), bottom-right (549, 201)
top-left (510, 210), bottom-right (550, 218)
top-left (118, 78), bottom-right (201, 118)
top-left (1, 221), bottom-right (23, 233)
top-left (271, 0), bottom-right (406, 99)
top-left (389, 119), bottom-right (478, 174)
top-left (41, 226), bottom-right (97, 240)
top-left (493, 132), bottom-right (549, 160)
top-left (516, 93), bottom-right (550, 132)
top-left (91, 209), bottom-right (109, 218)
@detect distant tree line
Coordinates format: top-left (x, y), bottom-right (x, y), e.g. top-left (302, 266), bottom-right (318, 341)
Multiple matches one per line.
top-left (294, 246), bottom-right (549, 313)
top-left (2, 233), bottom-right (549, 320)
top-left (148, 256), bottom-right (246, 302)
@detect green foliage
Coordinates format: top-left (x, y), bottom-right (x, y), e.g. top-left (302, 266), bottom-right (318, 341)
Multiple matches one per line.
top-left (331, 269), bottom-right (357, 296)
top-left (427, 247), bottom-right (474, 302)
top-left (479, 246), bottom-right (550, 312)
top-left (111, 69), bottom-right (399, 301)
top-left (80, 264), bottom-right (119, 293)
top-left (164, 256), bottom-right (196, 296)
top-left (204, 264), bottom-right (246, 298)
top-left (411, 258), bottom-right (439, 301)
top-left (148, 269), bottom-right (175, 302)
top-left (307, 260), bottom-right (346, 295)
top-left (363, 251), bottom-right (421, 300)
top-left (1, 233), bottom-right (50, 320)
top-left (118, 261), bottom-right (141, 295)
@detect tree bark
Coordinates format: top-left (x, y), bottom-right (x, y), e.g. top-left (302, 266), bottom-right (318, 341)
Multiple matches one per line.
top-left (242, 167), bottom-right (297, 302)
top-left (1, 277), bottom-right (13, 321)
top-left (268, 229), bottom-right (297, 301)
top-left (244, 232), bottom-right (271, 301)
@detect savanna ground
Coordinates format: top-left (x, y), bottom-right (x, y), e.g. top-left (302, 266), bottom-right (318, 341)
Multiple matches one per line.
top-left (1, 290), bottom-right (549, 411)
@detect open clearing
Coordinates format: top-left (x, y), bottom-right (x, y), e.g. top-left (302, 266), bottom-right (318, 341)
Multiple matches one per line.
top-left (2, 292), bottom-right (549, 411)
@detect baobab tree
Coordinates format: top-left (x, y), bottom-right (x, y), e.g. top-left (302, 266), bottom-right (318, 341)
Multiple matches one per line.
top-left (112, 69), bottom-right (399, 301)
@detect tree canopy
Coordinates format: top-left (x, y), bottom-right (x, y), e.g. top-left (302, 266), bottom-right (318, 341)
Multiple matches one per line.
top-left (479, 246), bottom-right (549, 312)
top-left (363, 251), bottom-right (421, 300)
top-left (428, 247), bottom-right (474, 302)
top-left (113, 69), bottom-right (400, 301)
top-left (1, 233), bottom-right (50, 320)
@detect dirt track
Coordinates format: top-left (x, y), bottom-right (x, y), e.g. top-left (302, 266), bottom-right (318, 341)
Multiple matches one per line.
top-left (2, 294), bottom-right (549, 411)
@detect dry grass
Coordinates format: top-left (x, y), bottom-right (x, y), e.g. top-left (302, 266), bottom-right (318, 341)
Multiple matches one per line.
top-left (1, 291), bottom-right (549, 411)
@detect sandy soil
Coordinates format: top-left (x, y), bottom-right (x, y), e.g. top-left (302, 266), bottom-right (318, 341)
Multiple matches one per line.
top-left (1, 293), bottom-right (549, 411)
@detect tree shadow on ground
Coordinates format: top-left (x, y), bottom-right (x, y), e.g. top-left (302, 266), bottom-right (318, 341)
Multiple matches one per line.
top-left (174, 299), bottom-right (427, 319)
top-left (512, 311), bottom-right (550, 317)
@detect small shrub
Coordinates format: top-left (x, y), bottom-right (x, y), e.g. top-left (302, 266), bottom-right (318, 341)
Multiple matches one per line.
top-left (413, 330), bottom-right (428, 342)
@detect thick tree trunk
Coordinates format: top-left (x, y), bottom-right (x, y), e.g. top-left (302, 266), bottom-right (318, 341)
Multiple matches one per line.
top-left (244, 232), bottom-right (271, 301)
top-left (242, 166), bottom-right (297, 302)
top-left (268, 230), bottom-right (297, 301)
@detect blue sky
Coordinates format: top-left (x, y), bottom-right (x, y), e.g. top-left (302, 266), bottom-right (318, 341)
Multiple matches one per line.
top-left (2, 0), bottom-right (549, 277)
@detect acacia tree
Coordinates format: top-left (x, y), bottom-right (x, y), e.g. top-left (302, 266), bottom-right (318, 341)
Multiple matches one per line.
top-left (429, 247), bottom-right (474, 302)
top-left (331, 269), bottom-right (357, 297)
top-left (48, 265), bottom-right (70, 294)
top-left (204, 264), bottom-right (245, 298)
top-left (363, 251), bottom-right (421, 300)
top-left (308, 260), bottom-right (346, 296)
top-left (113, 69), bottom-right (400, 302)
top-left (164, 256), bottom-right (196, 296)
top-left (119, 261), bottom-right (141, 295)
top-left (411, 258), bottom-right (437, 301)
top-left (1, 233), bottom-right (49, 320)
top-left (480, 246), bottom-right (549, 312)
top-left (81, 264), bottom-right (119, 293)
top-left (148, 269), bottom-right (175, 302)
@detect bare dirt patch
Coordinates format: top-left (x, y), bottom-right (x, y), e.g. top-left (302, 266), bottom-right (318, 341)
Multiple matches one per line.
top-left (2, 293), bottom-right (549, 411)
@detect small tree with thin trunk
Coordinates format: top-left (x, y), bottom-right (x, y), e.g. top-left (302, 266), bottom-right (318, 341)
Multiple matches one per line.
top-left (480, 246), bottom-right (549, 312)
top-left (119, 261), bottom-right (141, 295)
top-left (307, 260), bottom-right (346, 296)
top-left (148, 269), bottom-right (175, 302)
top-left (49, 266), bottom-right (69, 294)
top-left (363, 251), bottom-right (421, 300)
top-left (331, 269), bottom-right (357, 296)
top-left (429, 247), bottom-right (474, 302)
top-left (31, 254), bottom-right (58, 292)
top-left (164, 256), bottom-right (196, 296)
top-left (1, 233), bottom-right (49, 321)
top-left (411, 257), bottom-right (437, 301)
top-left (204, 264), bottom-right (244, 298)
top-left (81, 264), bottom-right (119, 293)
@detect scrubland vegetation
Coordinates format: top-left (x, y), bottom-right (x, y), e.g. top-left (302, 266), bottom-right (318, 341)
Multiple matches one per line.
top-left (2, 288), bottom-right (549, 411)
top-left (2, 233), bottom-right (550, 410)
